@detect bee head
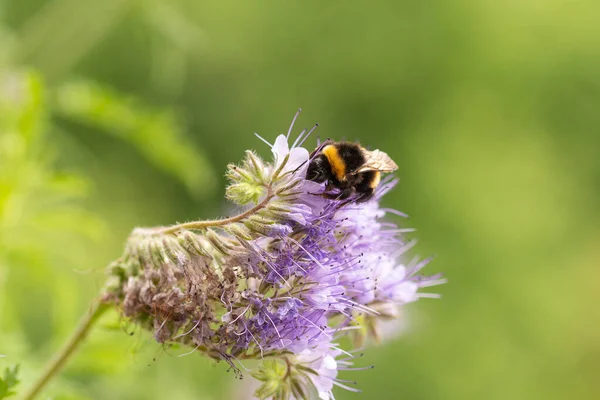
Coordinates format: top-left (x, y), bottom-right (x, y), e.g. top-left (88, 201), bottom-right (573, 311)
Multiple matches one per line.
top-left (306, 154), bottom-right (331, 183)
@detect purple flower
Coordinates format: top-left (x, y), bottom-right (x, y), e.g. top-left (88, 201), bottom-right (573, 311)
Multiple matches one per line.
top-left (106, 112), bottom-right (444, 399)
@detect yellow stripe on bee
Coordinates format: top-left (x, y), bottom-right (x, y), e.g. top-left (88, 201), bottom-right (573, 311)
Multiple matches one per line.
top-left (368, 171), bottom-right (381, 189)
top-left (322, 145), bottom-right (347, 181)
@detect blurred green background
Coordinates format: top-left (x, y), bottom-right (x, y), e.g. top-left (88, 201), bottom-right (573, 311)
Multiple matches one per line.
top-left (1, 0), bottom-right (599, 399)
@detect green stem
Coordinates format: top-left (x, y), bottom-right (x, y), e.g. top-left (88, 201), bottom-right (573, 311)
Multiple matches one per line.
top-left (22, 298), bottom-right (110, 400)
top-left (137, 186), bottom-right (274, 236)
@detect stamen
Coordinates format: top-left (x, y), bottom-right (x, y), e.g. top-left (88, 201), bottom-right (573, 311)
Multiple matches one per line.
top-left (229, 305), bottom-right (251, 324)
top-left (286, 236), bottom-right (327, 270)
top-left (173, 320), bottom-right (200, 339)
top-left (287, 108), bottom-right (302, 139)
top-left (417, 292), bottom-right (442, 299)
top-left (291, 128), bottom-right (308, 149)
top-left (298, 315), bottom-right (333, 339)
top-left (382, 208), bottom-right (409, 218)
top-left (297, 123), bottom-right (319, 148)
top-left (338, 365), bottom-right (374, 372)
top-left (332, 381), bottom-right (362, 392)
top-left (392, 239), bottom-right (418, 258)
top-left (177, 343), bottom-right (201, 357)
top-left (254, 132), bottom-right (273, 147)
top-left (407, 255), bottom-right (435, 276)
top-left (264, 313), bottom-right (286, 348)
top-left (418, 278), bottom-right (447, 288)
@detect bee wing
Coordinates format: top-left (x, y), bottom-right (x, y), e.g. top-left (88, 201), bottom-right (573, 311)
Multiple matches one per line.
top-left (353, 149), bottom-right (398, 174)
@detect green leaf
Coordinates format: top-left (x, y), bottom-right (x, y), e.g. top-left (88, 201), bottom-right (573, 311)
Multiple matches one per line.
top-left (0, 364), bottom-right (20, 399)
top-left (53, 80), bottom-right (216, 198)
top-left (0, 70), bottom-right (46, 144)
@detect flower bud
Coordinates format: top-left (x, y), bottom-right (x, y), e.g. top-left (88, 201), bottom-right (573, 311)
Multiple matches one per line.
top-left (227, 182), bottom-right (265, 205)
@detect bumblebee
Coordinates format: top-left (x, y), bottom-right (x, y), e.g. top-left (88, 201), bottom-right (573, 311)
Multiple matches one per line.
top-left (306, 140), bottom-right (398, 203)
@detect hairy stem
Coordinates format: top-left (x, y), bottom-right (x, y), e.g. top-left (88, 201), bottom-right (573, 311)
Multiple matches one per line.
top-left (23, 298), bottom-right (110, 400)
top-left (138, 186), bottom-right (274, 235)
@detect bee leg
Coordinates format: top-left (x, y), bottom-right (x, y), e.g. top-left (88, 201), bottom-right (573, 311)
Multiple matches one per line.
top-left (327, 188), bottom-right (355, 206)
top-left (337, 187), bottom-right (356, 200)
top-left (319, 192), bottom-right (345, 200)
top-left (318, 187), bottom-right (355, 201)
top-left (355, 188), bottom-right (375, 203)
top-left (338, 187), bottom-right (373, 208)
top-left (308, 182), bottom-right (335, 197)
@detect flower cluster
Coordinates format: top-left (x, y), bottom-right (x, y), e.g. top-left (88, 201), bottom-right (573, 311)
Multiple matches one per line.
top-left (105, 112), bottom-right (444, 399)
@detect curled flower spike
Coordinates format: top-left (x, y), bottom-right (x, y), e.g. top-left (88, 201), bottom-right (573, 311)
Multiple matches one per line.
top-left (104, 110), bottom-right (445, 399)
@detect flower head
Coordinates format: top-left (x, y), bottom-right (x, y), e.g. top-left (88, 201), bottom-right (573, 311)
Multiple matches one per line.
top-left (105, 110), bottom-right (444, 398)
